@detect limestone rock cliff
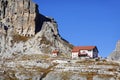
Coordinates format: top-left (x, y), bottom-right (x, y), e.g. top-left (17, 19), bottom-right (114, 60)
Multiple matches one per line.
top-left (108, 40), bottom-right (120, 60)
top-left (0, 0), bottom-right (36, 36)
top-left (0, 0), bottom-right (73, 58)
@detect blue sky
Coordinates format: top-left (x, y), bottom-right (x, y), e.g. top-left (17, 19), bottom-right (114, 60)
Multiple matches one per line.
top-left (33, 0), bottom-right (120, 57)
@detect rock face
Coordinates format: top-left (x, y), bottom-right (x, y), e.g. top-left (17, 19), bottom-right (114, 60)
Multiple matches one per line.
top-left (0, 0), bottom-right (73, 58)
top-left (0, 0), bottom-right (36, 36)
top-left (108, 40), bottom-right (120, 60)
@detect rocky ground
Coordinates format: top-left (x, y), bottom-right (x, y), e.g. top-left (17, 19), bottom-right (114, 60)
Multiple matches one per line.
top-left (0, 54), bottom-right (120, 80)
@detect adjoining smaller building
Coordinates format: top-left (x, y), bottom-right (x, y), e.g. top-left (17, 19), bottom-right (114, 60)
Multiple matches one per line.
top-left (52, 50), bottom-right (59, 57)
top-left (72, 46), bottom-right (98, 59)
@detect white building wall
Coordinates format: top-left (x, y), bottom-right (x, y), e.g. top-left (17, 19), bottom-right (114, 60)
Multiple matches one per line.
top-left (72, 52), bottom-right (79, 59)
top-left (80, 50), bottom-right (88, 54)
top-left (72, 49), bottom-right (98, 59)
top-left (88, 50), bottom-right (93, 58)
top-left (52, 53), bottom-right (58, 57)
top-left (80, 50), bottom-right (93, 58)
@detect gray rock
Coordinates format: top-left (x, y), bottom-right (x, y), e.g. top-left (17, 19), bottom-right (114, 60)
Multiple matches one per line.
top-left (70, 74), bottom-right (87, 80)
top-left (0, 0), bottom-right (73, 58)
top-left (43, 72), bottom-right (62, 80)
top-left (43, 71), bottom-right (87, 80)
top-left (108, 40), bottom-right (120, 60)
top-left (0, 0), bottom-right (36, 36)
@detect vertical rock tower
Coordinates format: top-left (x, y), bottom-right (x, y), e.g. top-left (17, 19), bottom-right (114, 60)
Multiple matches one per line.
top-left (108, 40), bottom-right (120, 60)
top-left (0, 0), bottom-right (73, 58)
top-left (0, 0), bottom-right (36, 36)
top-left (115, 40), bottom-right (120, 51)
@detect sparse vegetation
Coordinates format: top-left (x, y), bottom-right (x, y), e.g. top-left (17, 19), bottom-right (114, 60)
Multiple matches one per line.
top-left (76, 59), bottom-right (95, 65)
top-left (96, 60), bottom-right (120, 66)
top-left (108, 68), bottom-right (117, 72)
top-left (19, 54), bottom-right (50, 61)
top-left (80, 72), bottom-right (96, 80)
top-left (13, 34), bottom-right (30, 42)
top-left (98, 74), bottom-right (114, 78)
top-left (41, 35), bottom-right (52, 46)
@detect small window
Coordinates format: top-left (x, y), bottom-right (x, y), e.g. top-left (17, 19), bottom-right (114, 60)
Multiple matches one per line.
top-left (88, 50), bottom-right (91, 52)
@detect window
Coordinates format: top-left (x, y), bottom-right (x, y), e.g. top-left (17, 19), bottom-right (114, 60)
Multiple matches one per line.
top-left (88, 50), bottom-right (91, 52)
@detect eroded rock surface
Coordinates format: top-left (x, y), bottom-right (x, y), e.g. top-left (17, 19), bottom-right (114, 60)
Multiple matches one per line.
top-left (0, 0), bottom-right (73, 58)
top-left (0, 0), bottom-right (37, 36)
top-left (108, 40), bottom-right (120, 61)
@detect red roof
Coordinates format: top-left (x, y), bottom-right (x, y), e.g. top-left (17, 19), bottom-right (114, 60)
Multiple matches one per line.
top-left (52, 50), bottom-right (59, 54)
top-left (72, 46), bottom-right (96, 52)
